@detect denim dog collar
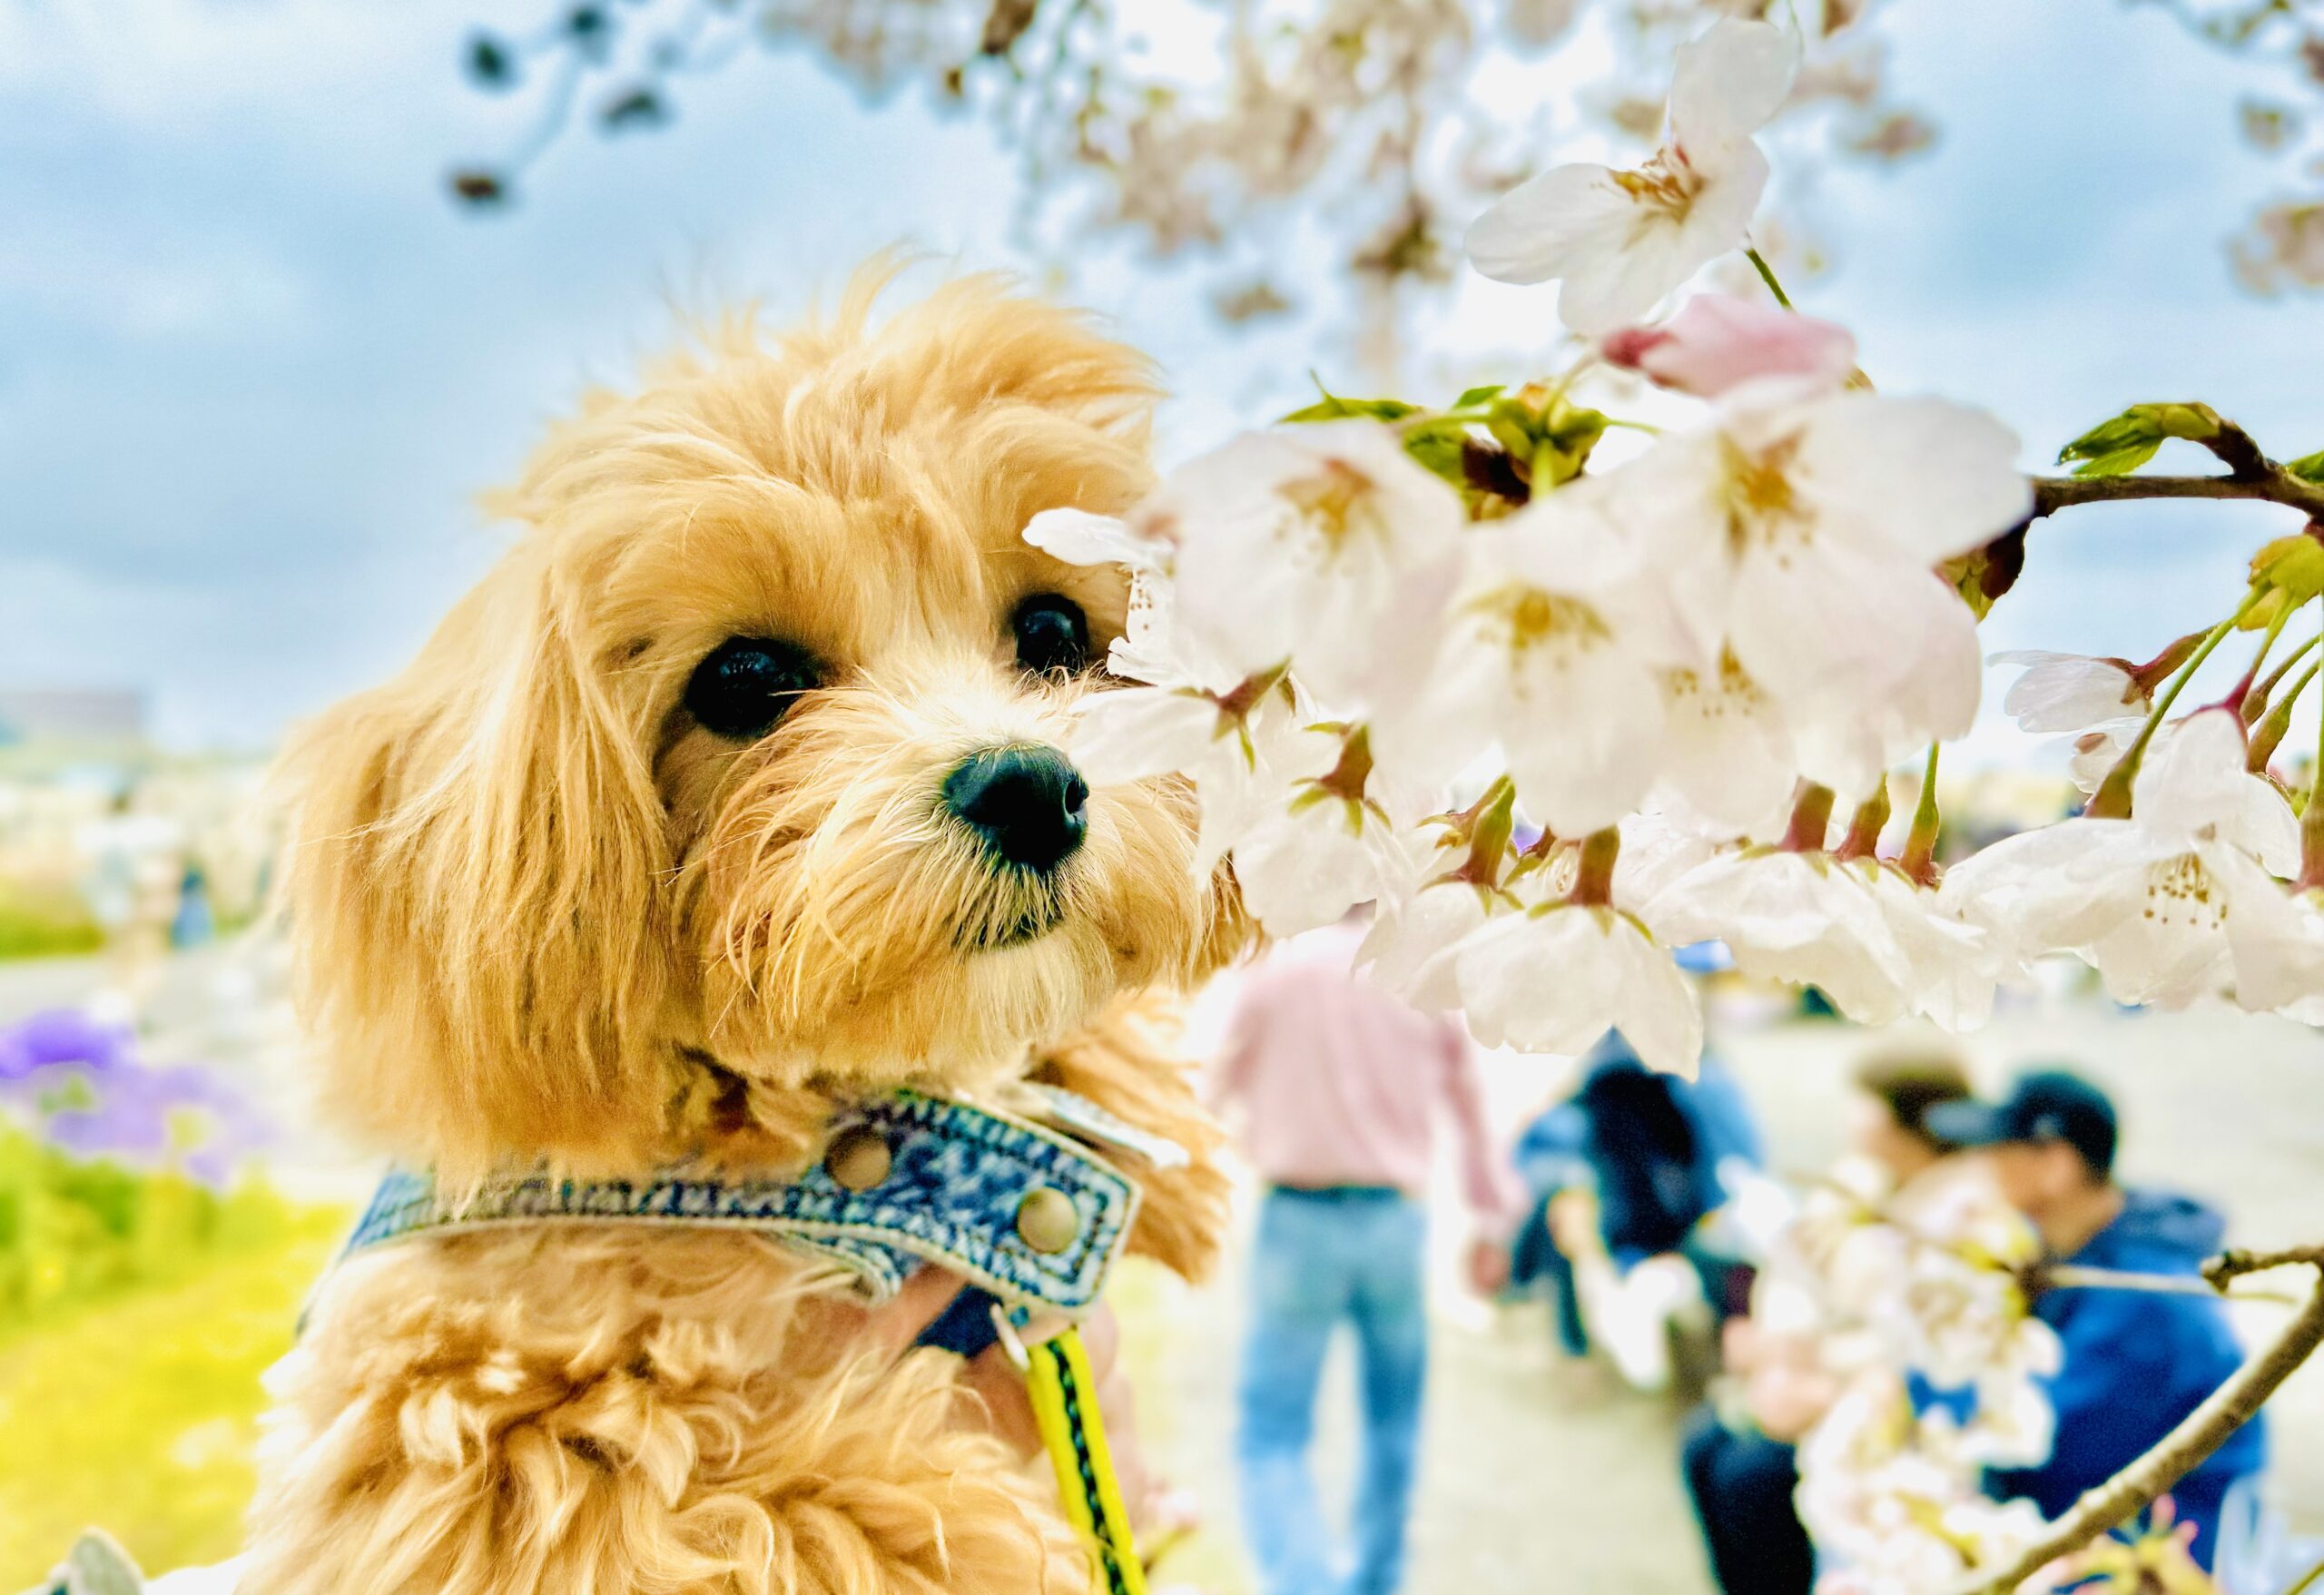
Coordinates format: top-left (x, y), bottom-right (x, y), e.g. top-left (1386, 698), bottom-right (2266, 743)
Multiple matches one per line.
top-left (339, 1088), bottom-right (1145, 1315)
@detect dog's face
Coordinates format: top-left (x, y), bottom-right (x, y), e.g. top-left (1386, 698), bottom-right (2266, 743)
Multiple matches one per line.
top-left (281, 276), bottom-right (1242, 1172)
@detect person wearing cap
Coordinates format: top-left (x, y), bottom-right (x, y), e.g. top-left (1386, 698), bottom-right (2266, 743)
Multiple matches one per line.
top-left (1926, 1068), bottom-right (2264, 1570)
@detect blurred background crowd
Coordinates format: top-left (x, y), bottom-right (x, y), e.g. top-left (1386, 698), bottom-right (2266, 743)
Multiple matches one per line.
top-left (5, 0), bottom-right (2324, 1588)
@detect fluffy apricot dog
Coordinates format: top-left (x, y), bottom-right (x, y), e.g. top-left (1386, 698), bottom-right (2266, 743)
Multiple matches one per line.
top-left (244, 269), bottom-right (1244, 1595)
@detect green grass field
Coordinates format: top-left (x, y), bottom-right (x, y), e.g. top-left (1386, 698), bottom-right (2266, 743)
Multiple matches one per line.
top-left (0, 1123), bottom-right (349, 1589)
top-left (0, 1221), bottom-right (343, 1587)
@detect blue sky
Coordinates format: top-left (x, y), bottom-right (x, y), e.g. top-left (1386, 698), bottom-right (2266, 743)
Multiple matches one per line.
top-left (1, 0), bottom-right (2319, 759)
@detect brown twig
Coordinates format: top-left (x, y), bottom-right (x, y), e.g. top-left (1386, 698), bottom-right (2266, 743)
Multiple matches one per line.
top-left (2197, 418), bottom-right (2277, 482)
top-left (2039, 1263), bottom-right (2300, 1305)
top-left (2030, 470), bottom-right (2324, 521)
top-left (1956, 1245), bottom-right (2324, 1594)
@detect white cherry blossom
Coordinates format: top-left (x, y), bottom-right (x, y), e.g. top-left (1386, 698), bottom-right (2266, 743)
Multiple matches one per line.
top-left (1023, 504), bottom-right (1199, 693)
top-left (1061, 657), bottom-right (1315, 880)
top-left (1643, 838), bottom-right (1996, 1028)
top-left (1862, 865), bottom-right (2004, 1029)
top-left (1360, 877), bottom-right (1500, 1012)
top-left (1023, 506), bottom-right (1165, 575)
top-left (1612, 806), bottom-right (1728, 907)
top-left (1768, 1157), bottom-right (2059, 1595)
top-left (1359, 787), bottom-right (1519, 1010)
top-left (1646, 848), bottom-right (1920, 1025)
top-left (1068, 681), bottom-right (1257, 789)
top-left (1451, 902), bottom-right (1702, 1074)
top-left (1233, 801), bottom-right (1413, 938)
top-left (1941, 709), bottom-right (2300, 1006)
top-left (1594, 383), bottom-right (2028, 753)
top-left (1227, 726), bottom-right (1418, 935)
top-left (1794, 1369), bottom-right (2050, 1595)
top-left (1788, 572), bottom-right (1985, 803)
top-left (1989, 649), bottom-right (2147, 734)
top-left (2216, 852), bottom-right (2324, 1021)
top-left (1146, 419), bottom-right (1463, 711)
top-left (1652, 651), bottom-right (1800, 839)
top-left (1465, 18), bottom-right (1801, 332)
top-left (2065, 720), bottom-right (2138, 796)
top-left (1026, 500), bottom-right (1259, 788)
top-left (1190, 708), bottom-right (1332, 880)
top-left (1379, 491), bottom-right (1688, 835)
top-left (1027, 503), bottom-right (1364, 891)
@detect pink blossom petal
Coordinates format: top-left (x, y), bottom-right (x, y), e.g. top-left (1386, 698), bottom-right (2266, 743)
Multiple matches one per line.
top-left (1600, 293), bottom-right (1857, 399)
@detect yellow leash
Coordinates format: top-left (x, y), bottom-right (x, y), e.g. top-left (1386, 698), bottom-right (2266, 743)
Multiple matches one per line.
top-left (995, 1310), bottom-right (1148, 1595)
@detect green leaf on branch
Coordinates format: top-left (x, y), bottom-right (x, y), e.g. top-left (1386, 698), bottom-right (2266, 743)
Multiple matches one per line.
top-left (1452, 384), bottom-right (1506, 409)
top-left (2064, 437), bottom-right (2164, 478)
top-left (1279, 383), bottom-right (1420, 424)
top-left (2056, 402), bottom-right (2225, 478)
top-left (2286, 448), bottom-right (2324, 485)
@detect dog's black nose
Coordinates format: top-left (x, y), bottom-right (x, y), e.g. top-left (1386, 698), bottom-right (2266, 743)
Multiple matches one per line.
top-left (942, 744), bottom-right (1089, 873)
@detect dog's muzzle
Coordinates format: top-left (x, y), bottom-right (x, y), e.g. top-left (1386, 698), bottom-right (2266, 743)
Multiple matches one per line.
top-left (943, 743), bottom-right (1088, 875)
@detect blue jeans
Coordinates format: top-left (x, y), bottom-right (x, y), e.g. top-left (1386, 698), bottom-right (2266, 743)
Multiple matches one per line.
top-left (1236, 1186), bottom-right (1428, 1595)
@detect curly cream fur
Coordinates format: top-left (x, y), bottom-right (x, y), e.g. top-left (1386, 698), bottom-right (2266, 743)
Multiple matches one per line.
top-left (249, 268), bottom-right (1245, 1595)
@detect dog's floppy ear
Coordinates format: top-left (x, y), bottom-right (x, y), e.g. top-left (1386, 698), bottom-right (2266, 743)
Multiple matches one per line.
top-left (277, 546), bottom-right (677, 1177)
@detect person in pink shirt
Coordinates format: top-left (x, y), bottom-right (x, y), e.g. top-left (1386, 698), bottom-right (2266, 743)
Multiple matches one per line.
top-left (1209, 915), bottom-right (1519, 1595)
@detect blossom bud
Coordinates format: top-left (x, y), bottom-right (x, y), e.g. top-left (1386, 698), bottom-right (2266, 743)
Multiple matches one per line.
top-left (1600, 293), bottom-right (1857, 399)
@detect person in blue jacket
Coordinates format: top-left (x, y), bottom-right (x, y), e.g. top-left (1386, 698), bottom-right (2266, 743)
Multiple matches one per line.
top-left (1927, 1069), bottom-right (2263, 1570)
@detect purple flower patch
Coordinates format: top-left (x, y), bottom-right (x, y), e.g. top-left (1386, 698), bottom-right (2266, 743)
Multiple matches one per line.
top-left (0, 1007), bottom-right (272, 1186)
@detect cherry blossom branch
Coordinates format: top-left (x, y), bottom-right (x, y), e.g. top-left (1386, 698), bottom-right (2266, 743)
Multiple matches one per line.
top-left (1958, 1245), bottom-right (2324, 1595)
top-left (2034, 412), bottom-right (2324, 523)
top-left (2028, 469), bottom-right (2324, 522)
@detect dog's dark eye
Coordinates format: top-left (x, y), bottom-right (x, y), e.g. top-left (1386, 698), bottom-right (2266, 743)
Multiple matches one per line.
top-left (684, 636), bottom-right (820, 740)
top-left (1012, 594), bottom-right (1090, 676)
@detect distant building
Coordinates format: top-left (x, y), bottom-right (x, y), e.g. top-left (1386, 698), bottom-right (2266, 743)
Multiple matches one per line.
top-left (0, 689), bottom-right (148, 745)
